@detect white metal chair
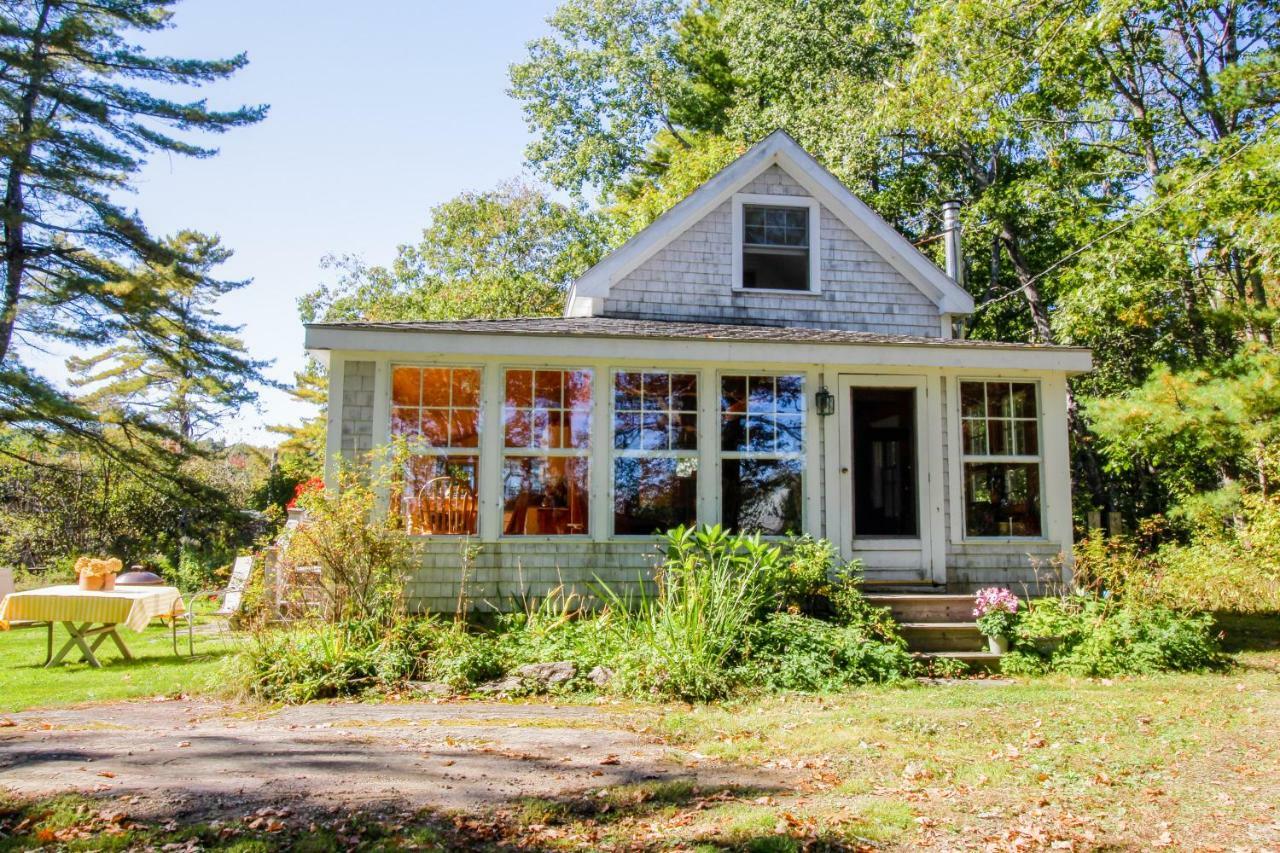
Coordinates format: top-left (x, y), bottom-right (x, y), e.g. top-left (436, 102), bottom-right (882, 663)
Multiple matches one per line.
top-left (0, 567), bottom-right (53, 665)
top-left (171, 556), bottom-right (253, 656)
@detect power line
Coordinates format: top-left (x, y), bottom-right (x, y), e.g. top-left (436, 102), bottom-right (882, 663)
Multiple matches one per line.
top-left (976, 117), bottom-right (1279, 312)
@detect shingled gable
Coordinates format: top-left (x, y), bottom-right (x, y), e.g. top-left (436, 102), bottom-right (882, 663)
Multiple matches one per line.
top-left (564, 130), bottom-right (975, 320)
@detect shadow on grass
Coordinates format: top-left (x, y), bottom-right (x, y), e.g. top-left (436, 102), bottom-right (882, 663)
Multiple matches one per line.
top-left (1213, 611), bottom-right (1280, 653)
top-left (8, 648), bottom-right (237, 674)
top-left (0, 785), bottom-right (870, 852)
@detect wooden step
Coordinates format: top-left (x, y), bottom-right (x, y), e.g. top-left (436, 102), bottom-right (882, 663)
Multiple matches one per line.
top-left (913, 651), bottom-right (1003, 672)
top-left (898, 622), bottom-right (985, 652)
top-left (864, 594), bottom-right (977, 624)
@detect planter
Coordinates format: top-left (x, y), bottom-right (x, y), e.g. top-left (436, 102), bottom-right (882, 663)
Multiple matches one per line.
top-left (101, 574), bottom-right (116, 591)
top-left (78, 574), bottom-right (104, 591)
top-left (987, 635), bottom-right (1010, 654)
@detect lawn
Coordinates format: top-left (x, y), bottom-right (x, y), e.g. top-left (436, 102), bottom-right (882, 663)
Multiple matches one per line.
top-left (1, 614), bottom-right (1277, 850)
top-left (0, 617), bottom-right (236, 714)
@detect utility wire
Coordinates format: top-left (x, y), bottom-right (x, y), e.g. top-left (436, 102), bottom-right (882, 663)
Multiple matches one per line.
top-left (976, 117), bottom-right (1279, 311)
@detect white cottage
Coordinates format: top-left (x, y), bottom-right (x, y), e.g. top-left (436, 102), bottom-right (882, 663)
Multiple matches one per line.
top-left (305, 132), bottom-right (1092, 612)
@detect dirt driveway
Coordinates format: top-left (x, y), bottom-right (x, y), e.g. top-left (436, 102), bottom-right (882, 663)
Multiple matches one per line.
top-left (0, 698), bottom-right (789, 821)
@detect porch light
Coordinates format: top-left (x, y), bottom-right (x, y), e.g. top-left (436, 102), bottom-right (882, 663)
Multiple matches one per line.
top-left (814, 386), bottom-right (835, 417)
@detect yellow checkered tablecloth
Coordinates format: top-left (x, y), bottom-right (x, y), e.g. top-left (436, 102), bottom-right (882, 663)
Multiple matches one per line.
top-left (0, 585), bottom-right (184, 633)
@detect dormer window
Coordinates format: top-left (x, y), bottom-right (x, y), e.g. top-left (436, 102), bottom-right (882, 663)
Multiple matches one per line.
top-left (732, 194), bottom-right (821, 294)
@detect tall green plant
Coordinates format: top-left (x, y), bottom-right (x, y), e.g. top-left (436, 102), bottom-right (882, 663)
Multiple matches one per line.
top-left (601, 524), bottom-right (783, 700)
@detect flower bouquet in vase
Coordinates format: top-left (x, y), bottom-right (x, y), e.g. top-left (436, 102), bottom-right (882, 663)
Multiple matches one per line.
top-left (973, 587), bottom-right (1020, 654)
top-left (75, 557), bottom-right (123, 591)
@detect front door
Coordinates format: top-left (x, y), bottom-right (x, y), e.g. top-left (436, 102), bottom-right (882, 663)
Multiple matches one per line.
top-left (837, 375), bottom-right (932, 582)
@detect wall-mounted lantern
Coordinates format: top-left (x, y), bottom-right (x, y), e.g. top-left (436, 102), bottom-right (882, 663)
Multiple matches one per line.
top-left (814, 386), bottom-right (836, 417)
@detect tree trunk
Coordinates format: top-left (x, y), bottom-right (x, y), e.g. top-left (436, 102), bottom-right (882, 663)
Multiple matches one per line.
top-left (0, 1), bottom-right (53, 365)
top-left (997, 226), bottom-right (1054, 344)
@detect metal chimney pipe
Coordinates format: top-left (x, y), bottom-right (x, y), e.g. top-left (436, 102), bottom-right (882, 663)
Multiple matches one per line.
top-left (941, 200), bottom-right (963, 288)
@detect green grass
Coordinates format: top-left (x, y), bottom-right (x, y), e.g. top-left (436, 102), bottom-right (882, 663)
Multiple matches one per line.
top-left (0, 617), bottom-right (236, 714)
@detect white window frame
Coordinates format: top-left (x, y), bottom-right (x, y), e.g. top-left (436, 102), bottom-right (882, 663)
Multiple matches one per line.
top-left (716, 370), bottom-right (807, 536)
top-left (498, 366), bottom-right (593, 539)
top-left (609, 367), bottom-right (701, 539)
top-left (731, 193), bottom-right (822, 295)
top-left (388, 362), bottom-right (485, 538)
top-left (956, 378), bottom-right (1047, 541)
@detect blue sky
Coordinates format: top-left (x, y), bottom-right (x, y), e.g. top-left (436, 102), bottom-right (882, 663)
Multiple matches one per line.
top-left (116, 0), bottom-right (563, 443)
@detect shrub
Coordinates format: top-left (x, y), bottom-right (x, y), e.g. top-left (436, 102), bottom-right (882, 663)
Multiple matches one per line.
top-left (735, 612), bottom-right (915, 692)
top-left (240, 618), bottom-right (438, 703)
top-left (285, 451), bottom-right (414, 626)
top-left (1073, 493), bottom-right (1280, 613)
top-left (1004, 595), bottom-right (1227, 677)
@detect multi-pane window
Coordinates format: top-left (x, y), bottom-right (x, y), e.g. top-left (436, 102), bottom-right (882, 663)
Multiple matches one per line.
top-left (391, 365), bottom-right (481, 535)
top-left (502, 369), bottom-right (592, 536)
top-left (742, 205), bottom-right (809, 291)
top-left (960, 381), bottom-right (1042, 537)
top-left (612, 371), bottom-right (698, 535)
top-left (720, 374), bottom-right (805, 535)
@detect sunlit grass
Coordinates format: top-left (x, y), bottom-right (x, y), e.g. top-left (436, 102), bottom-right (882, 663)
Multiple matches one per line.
top-left (0, 617), bottom-right (238, 714)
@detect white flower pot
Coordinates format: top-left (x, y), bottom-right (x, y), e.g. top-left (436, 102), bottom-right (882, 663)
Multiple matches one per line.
top-left (988, 635), bottom-right (1010, 654)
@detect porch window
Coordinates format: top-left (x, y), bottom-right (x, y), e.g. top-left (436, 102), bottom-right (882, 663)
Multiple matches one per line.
top-left (742, 205), bottom-right (810, 291)
top-left (612, 371), bottom-right (698, 535)
top-left (501, 368), bottom-right (592, 536)
top-left (391, 365), bottom-right (481, 535)
top-left (959, 381), bottom-right (1042, 537)
top-left (720, 374), bottom-right (805, 535)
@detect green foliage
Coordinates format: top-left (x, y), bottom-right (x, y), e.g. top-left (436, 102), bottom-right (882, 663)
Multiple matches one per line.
top-left (600, 526), bottom-right (912, 700)
top-left (284, 451), bottom-right (414, 626)
top-left (0, 432), bottom-right (263, 575)
top-left (299, 181), bottom-right (608, 324)
top-left (65, 232), bottom-right (270, 443)
top-left (602, 525), bottom-right (781, 700)
top-left (1086, 346), bottom-right (1280, 502)
top-left (0, 0), bottom-right (266, 487)
top-left (1003, 596), bottom-right (1227, 677)
top-left (1073, 493), bottom-right (1280, 613)
top-left (734, 612), bottom-right (915, 692)
top-left (241, 618), bottom-right (437, 703)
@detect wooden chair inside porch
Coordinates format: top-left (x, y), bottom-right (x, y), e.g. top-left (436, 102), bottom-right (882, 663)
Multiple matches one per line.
top-left (415, 476), bottom-right (477, 535)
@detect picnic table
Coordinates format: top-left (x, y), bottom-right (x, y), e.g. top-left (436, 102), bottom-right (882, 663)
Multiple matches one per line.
top-left (0, 584), bottom-right (185, 668)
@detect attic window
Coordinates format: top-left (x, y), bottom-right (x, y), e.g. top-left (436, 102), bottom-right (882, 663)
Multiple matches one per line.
top-left (732, 194), bottom-right (821, 294)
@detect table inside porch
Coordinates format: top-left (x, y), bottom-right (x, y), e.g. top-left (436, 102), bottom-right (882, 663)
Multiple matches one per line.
top-left (0, 585), bottom-right (185, 668)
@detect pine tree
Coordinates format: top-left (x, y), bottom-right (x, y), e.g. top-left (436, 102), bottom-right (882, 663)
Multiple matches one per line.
top-left (67, 231), bottom-right (268, 442)
top-left (0, 0), bottom-right (266, 469)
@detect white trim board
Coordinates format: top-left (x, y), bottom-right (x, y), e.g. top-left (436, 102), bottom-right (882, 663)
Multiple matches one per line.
top-left (565, 130), bottom-right (976, 317)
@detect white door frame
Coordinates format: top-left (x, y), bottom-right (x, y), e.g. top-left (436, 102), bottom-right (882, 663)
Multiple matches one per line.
top-left (835, 374), bottom-right (939, 583)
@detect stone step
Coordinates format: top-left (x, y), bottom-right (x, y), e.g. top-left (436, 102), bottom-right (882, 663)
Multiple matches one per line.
top-left (898, 621), bottom-right (986, 652)
top-left (864, 594), bottom-right (977, 624)
top-left (913, 651), bottom-right (1003, 672)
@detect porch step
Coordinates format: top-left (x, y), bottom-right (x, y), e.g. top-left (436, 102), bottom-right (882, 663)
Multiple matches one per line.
top-left (898, 621), bottom-right (985, 652)
top-left (913, 651), bottom-right (1003, 672)
top-left (864, 594), bottom-right (977, 624)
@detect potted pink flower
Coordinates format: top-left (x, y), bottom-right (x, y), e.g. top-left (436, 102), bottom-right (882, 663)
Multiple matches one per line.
top-left (973, 587), bottom-right (1020, 654)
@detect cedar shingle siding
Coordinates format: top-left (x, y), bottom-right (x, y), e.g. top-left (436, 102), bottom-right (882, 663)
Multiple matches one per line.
top-left (601, 167), bottom-right (941, 335)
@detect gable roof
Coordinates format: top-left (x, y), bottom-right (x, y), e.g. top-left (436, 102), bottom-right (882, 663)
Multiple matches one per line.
top-left (566, 130), bottom-right (975, 318)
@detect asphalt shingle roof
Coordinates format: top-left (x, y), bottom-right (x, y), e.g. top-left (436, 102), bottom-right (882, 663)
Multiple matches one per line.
top-left (305, 316), bottom-right (1085, 351)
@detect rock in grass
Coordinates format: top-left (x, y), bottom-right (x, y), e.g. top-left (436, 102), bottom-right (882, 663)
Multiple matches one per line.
top-left (475, 675), bottom-right (525, 695)
top-left (406, 681), bottom-right (453, 698)
top-left (587, 665), bottom-right (613, 687)
top-left (514, 661), bottom-right (577, 687)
